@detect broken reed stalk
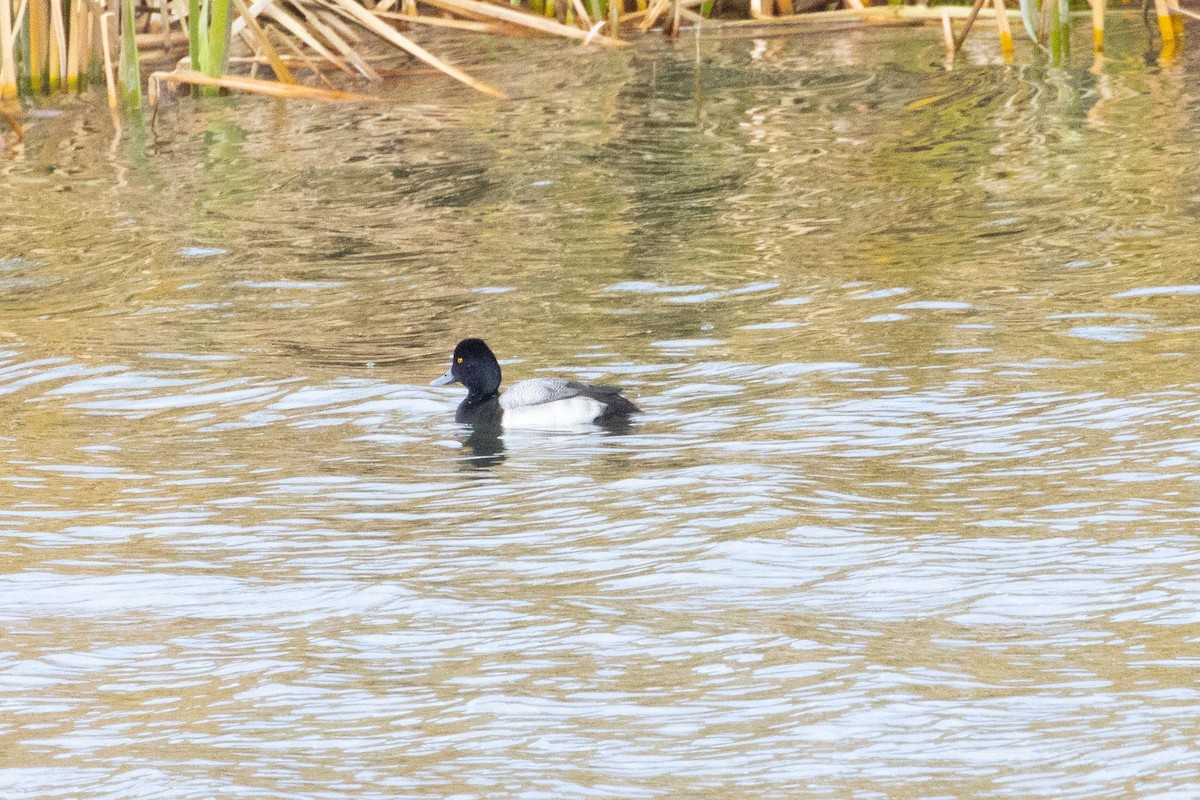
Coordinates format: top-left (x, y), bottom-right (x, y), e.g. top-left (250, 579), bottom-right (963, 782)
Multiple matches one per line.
top-left (300, 2), bottom-right (379, 79)
top-left (951, 0), bottom-right (988, 54)
top-left (326, 0), bottom-right (507, 97)
top-left (418, 0), bottom-right (626, 44)
top-left (1166, 0), bottom-right (1183, 38)
top-left (233, 0), bottom-right (295, 81)
top-left (373, 11), bottom-right (502, 33)
top-left (714, 4), bottom-right (1017, 32)
top-left (276, 24), bottom-right (338, 87)
top-left (641, 0), bottom-right (670, 29)
top-left (266, 4), bottom-right (352, 72)
top-left (1173, 3), bottom-right (1200, 20)
top-left (148, 66), bottom-right (378, 102)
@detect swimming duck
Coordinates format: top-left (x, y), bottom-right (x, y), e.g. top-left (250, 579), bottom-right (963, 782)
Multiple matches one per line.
top-left (432, 338), bottom-right (640, 429)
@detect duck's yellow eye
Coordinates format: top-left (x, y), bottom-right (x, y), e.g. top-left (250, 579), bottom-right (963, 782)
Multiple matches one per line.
top-left (456, 357), bottom-right (463, 364)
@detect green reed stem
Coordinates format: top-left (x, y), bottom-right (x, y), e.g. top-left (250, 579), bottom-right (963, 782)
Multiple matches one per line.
top-left (118, 0), bottom-right (141, 108)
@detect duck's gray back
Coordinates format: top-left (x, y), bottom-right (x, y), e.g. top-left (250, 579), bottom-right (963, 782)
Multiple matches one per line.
top-left (500, 378), bottom-right (582, 410)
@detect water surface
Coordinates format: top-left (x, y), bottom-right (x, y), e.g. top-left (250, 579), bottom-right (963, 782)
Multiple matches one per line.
top-left (2, 18), bottom-right (1199, 798)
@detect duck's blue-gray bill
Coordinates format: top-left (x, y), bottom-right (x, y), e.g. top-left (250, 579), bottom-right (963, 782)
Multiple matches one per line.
top-left (431, 370), bottom-right (457, 386)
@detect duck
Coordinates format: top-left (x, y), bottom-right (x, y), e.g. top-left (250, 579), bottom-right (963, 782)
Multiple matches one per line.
top-left (431, 338), bottom-right (640, 429)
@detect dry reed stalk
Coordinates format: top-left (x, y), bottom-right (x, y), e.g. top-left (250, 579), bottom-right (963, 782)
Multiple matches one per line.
top-left (29, 0), bottom-right (48, 91)
top-left (569, 0), bottom-right (592, 28)
top-left (417, 0), bottom-right (626, 44)
top-left (705, 18), bottom-right (866, 35)
top-left (230, 0), bottom-right (273, 36)
top-left (1037, 0), bottom-right (1051, 41)
top-left (244, 31), bottom-right (259, 77)
top-left (0, 0), bottom-right (14, 100)
top-left (326, 0), bottom-right (506, 96)
top-left (580, 18), bottom-right (604, 42)
top-left (952, 0), bottom-right (987, 53)
top-left (1152, 0), bottom-right (1173, 45)
top-left (940, 8), bottom-right (953, 53)
top-left (233, 0), bottom-right (295, 81)
top-left (299, 0), bottom-right (379, 78)
top-left (66, 0), bottom-right (84, 90)
top-left (1, 0), bottom-right (30, 95)
top-left (91, 2), bottom-right (104, 76)
top-left (1086, 0), bottom-right (1102, 50)
top-left (713, 6), bottom-right (900, 30)
top-left (992, 0), bottom-right (1012, 55)
top-left (276, 25), bottom-right (338, 85)
top-left (8, 0), bottom-right (26, 50)
top-left (265, 3), bottom-right (353, 70)
top-left (373, 11), bottom-right (501, 32)
top-left (317, 8), bottom-right (363, 42)
top-left (677, 6), bottom-right (702, 24)
top-left (50, 0), bottom-right (67, 88)
top-left (865, 5), bottom-right (1019, 21)
top-left (159, 0), bottom-right (173, 50)
top-left (1166, 0), bottom-right (1182, 37)
top-left (99, 10), bottom-right (118, 107)
top-left (148, 66), bottom-right (377, 102)
top-left (639, 0), bottom-right (669, 29)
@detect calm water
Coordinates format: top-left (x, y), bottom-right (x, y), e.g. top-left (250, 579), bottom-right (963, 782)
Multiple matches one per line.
top-left (2, 18), bottom-right (1200, 798)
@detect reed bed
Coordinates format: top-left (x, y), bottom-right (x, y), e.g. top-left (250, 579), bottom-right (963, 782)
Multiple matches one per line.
top-left (0, 0), bottom-right (1190, 114)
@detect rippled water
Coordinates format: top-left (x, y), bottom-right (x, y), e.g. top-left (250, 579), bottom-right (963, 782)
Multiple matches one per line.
top-left (3, 18), bottom-right (1200, 798)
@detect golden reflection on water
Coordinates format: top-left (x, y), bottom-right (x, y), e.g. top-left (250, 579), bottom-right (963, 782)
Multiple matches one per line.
top-left (1, 18), bottom-right (1200, 798)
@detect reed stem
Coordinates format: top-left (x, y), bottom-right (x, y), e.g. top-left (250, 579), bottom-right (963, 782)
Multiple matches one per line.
top-left (119, 0), bottom-right (142, 108)
top-left (1086, 0), bottom-right (1103, 51)
top-left (0, 0), bottom-right (15, 99)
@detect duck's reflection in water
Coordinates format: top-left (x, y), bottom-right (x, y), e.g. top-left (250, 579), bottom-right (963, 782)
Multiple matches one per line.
top-left (455, 415), bottom-right (639, 470)
top-left (461, 424), bottom-right (506, 468)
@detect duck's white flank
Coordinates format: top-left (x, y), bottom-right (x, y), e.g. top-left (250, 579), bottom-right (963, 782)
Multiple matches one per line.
top-left (501, 396), bottom-right (606, 429)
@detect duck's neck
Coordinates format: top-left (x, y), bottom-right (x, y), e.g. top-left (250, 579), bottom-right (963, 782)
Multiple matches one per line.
top-left (456, 392), bottom-right (501, 428)
top-left (464, 387), bottom-right (499, 407)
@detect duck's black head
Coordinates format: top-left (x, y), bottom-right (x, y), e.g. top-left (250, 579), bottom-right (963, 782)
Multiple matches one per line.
top-left (431, 338), bottom-right (502, 403)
